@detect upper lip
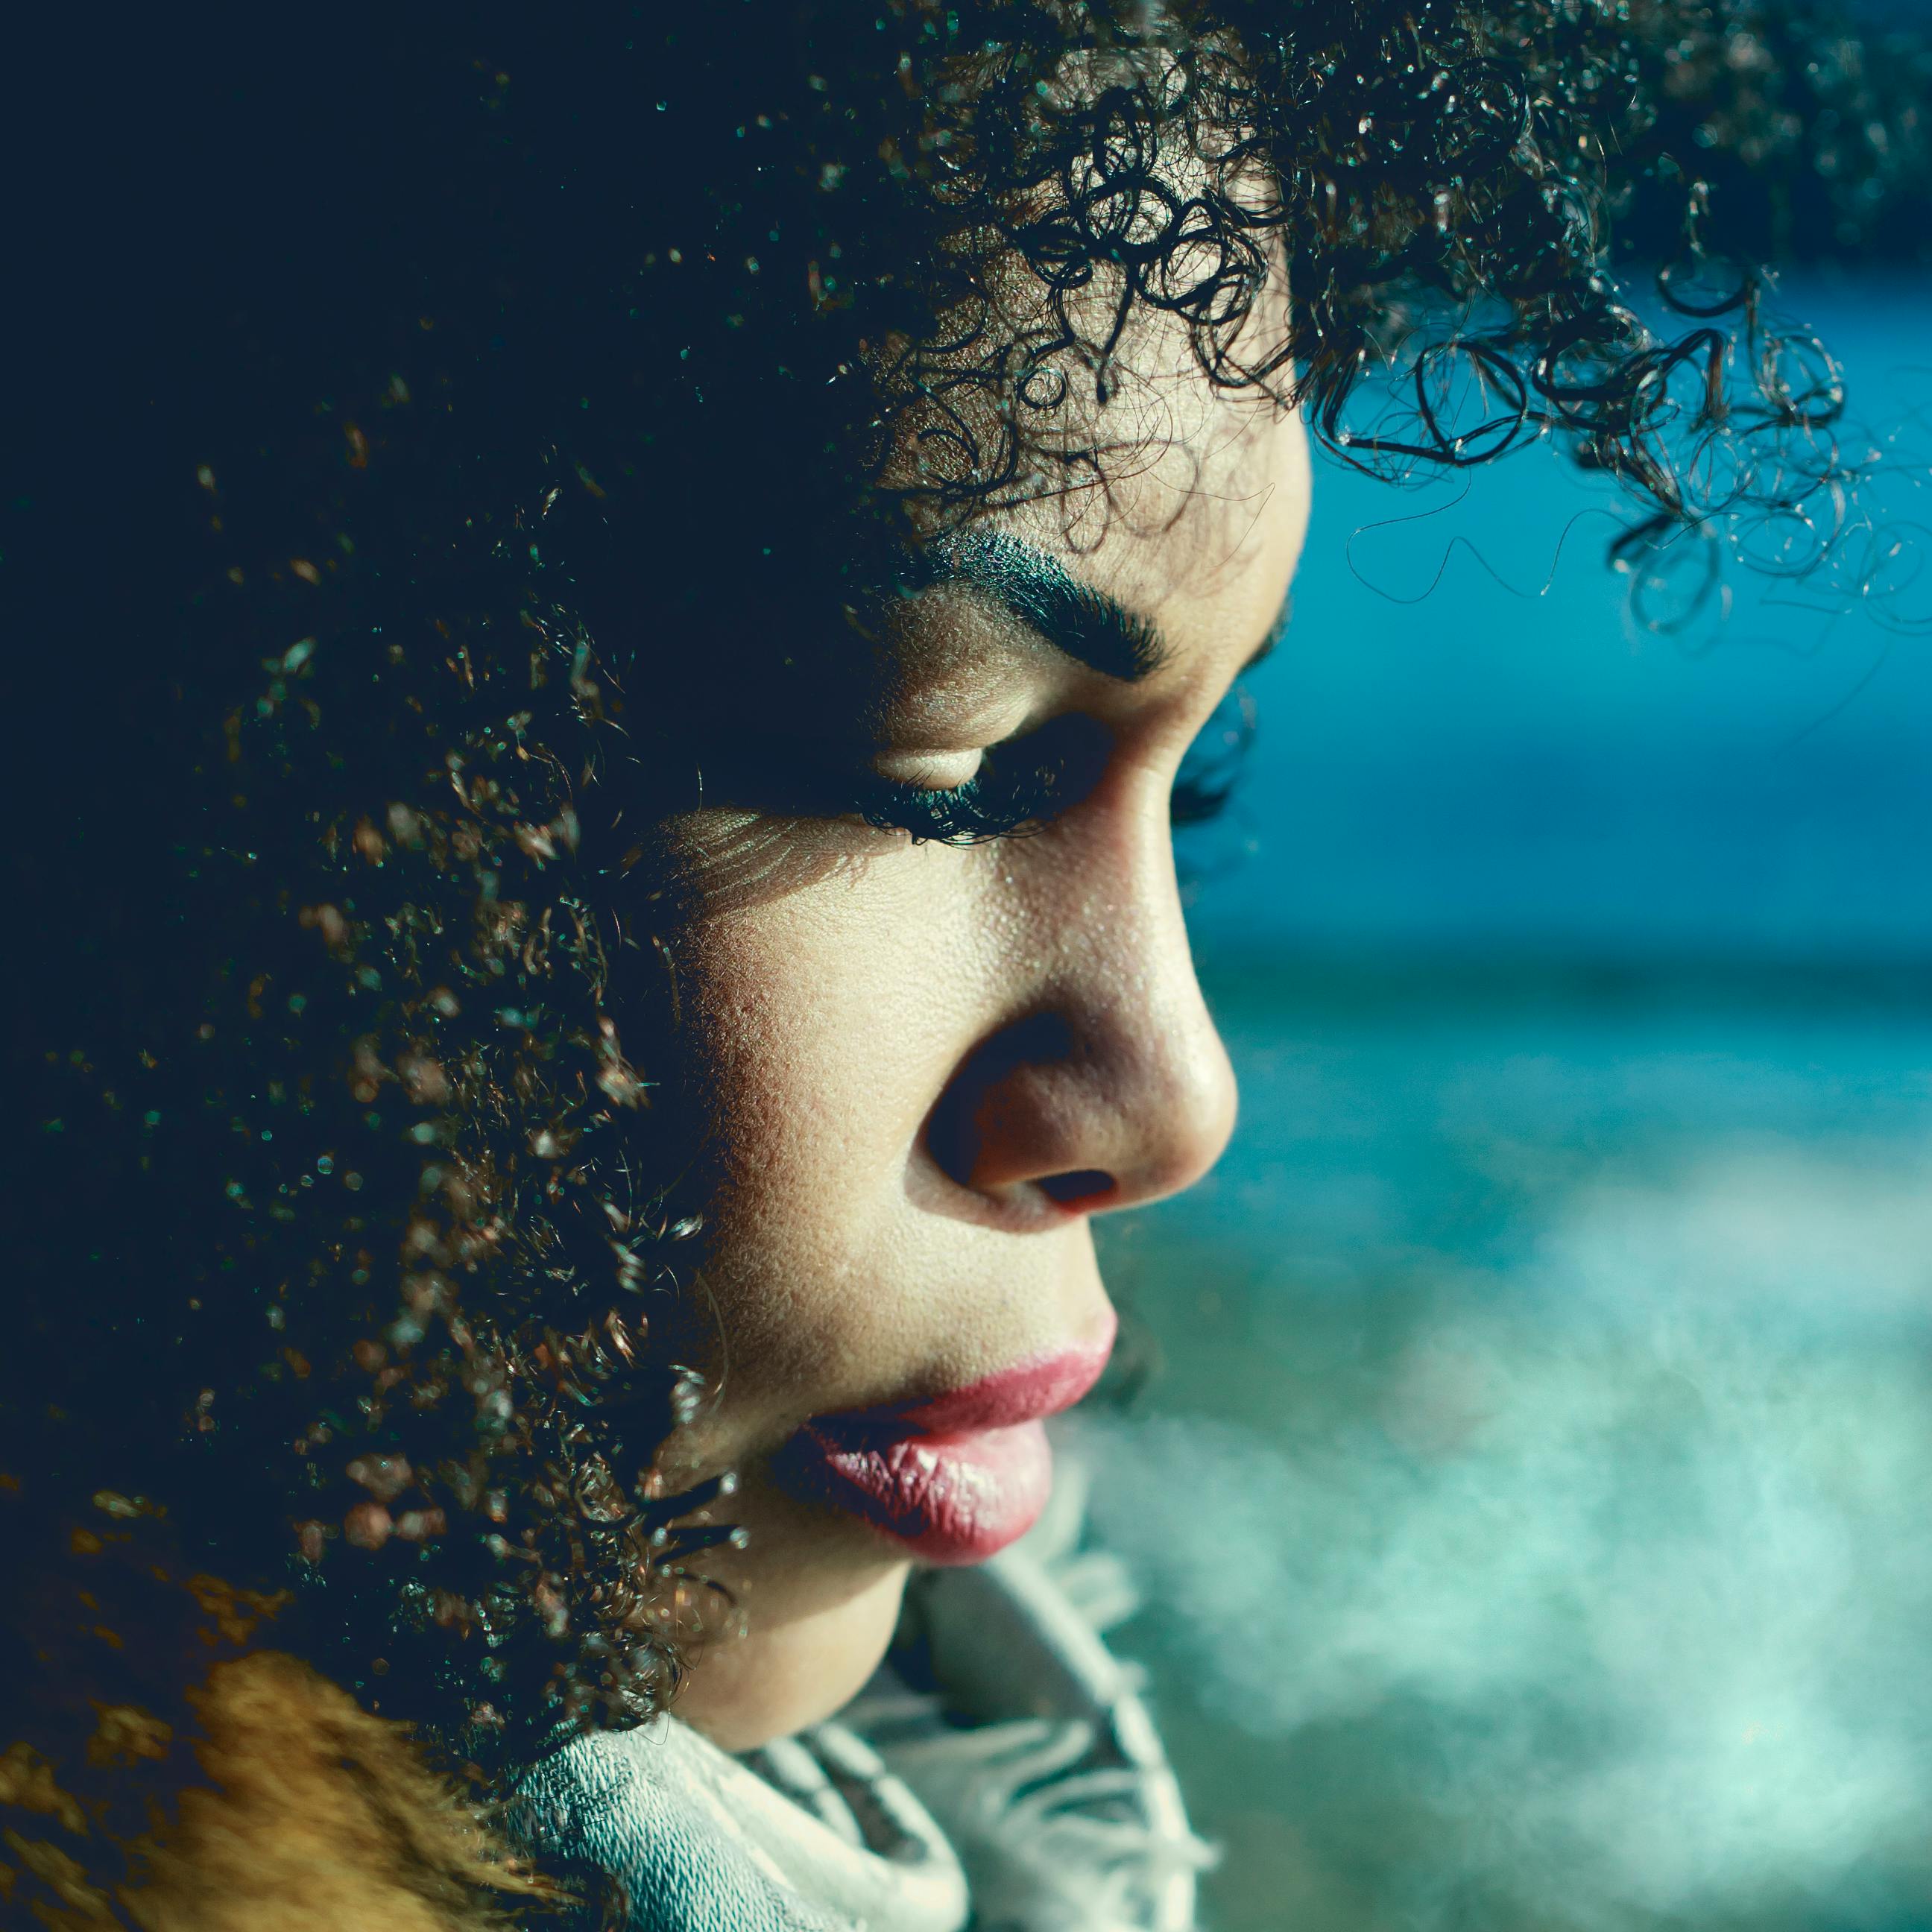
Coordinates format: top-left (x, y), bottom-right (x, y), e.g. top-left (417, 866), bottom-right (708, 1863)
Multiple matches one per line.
top-left (815, 1310), bottom-right (1118, 1441)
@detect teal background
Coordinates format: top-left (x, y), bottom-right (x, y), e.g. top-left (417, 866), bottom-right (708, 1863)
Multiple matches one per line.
top-left (1089, 275), bottom-right (1932, 1932)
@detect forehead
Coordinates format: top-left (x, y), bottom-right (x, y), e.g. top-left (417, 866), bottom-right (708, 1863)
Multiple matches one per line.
top-left (892, 218), bottom-right (1310, 681)
top-left (989, 373), bottom-right (1312, 682)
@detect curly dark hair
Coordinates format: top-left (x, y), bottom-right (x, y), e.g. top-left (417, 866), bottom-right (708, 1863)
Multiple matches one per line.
top-left (4, 0), bottom-right (1923, 1910)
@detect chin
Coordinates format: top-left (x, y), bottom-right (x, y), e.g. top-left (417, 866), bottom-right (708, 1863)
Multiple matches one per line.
top-left (672, 1558), bottom-right (914, 1752)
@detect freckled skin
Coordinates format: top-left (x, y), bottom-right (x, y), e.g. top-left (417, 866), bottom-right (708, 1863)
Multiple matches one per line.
top-left (650, 367), bottom-right (1312, 1752)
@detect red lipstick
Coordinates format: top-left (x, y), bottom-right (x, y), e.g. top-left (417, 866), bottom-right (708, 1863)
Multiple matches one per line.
top-left (784, 1315), bottom-right (1117, 1565)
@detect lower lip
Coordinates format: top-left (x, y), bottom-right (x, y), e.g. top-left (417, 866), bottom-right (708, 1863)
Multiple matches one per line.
top-left (793, 1416), bottom-right (1055, 1566)
top-left (784, 1327), bottom-right (1114, 1565)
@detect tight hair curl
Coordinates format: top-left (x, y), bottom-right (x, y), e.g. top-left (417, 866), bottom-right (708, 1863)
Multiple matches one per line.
top-left (800, 1), bottom-right (1907, 625)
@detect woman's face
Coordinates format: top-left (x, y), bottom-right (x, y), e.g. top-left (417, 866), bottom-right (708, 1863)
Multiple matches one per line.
top-left (646, 356), bottom-right (1312, 1750)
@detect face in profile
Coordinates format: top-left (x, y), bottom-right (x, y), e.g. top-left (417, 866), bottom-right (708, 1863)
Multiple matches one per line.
top-left (638, 326), bottom-right (1313, 1749)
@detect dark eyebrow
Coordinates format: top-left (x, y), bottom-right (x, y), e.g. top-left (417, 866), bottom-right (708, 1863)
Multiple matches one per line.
top-left (917, 532), bottom-right (1169, 683)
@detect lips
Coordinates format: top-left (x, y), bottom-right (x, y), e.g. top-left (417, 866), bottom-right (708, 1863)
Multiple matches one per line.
top-left (783, 1314), bottom-right (1117, 1566)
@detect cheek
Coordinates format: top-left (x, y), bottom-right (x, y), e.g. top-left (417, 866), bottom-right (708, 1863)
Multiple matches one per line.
top-left (666, 845), bottom-right (994, 1412)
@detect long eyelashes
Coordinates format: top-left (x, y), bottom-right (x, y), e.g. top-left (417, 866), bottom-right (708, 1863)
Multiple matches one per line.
top-left (855, 769), bottom-right (1059, 844)
top-left (687, 687), bottom-right (1258, 847)
top-left (857, 686), bottom-right (1259, 845)
top-left (853, 714), bottom-right (1107, 845)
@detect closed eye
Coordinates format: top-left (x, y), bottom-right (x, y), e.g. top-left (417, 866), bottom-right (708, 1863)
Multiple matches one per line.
top-left (853, 713), bottom-right (1110, 845)
top-left (679, 713), bottom-right (1108, 845)
top-left (684, 682), bottom-right (1257, 848)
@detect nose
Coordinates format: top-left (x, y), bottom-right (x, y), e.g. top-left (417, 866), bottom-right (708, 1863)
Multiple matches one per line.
top-left (923, 815), bottom-right (1238, 1218)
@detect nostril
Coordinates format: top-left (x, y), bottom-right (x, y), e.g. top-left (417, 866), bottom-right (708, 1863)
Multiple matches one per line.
top-left (1037, 1169), bottom-right (1114, 1210)
top-left (924, 1011), bottom-right (1077, 1195)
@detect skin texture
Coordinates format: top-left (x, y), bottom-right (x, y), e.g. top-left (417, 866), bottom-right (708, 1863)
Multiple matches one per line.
top-left (648, 351), bottom-right (1313, 1750)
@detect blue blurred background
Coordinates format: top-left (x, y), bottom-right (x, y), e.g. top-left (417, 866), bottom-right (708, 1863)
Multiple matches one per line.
top-left (1085, 274), bottom-right (1932, 1932)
